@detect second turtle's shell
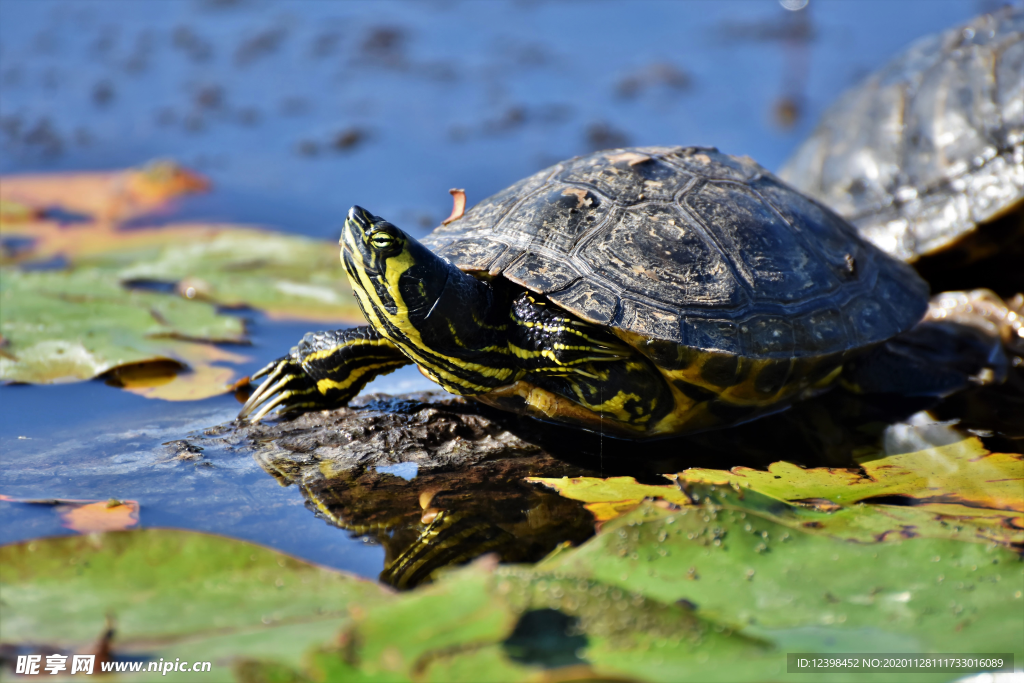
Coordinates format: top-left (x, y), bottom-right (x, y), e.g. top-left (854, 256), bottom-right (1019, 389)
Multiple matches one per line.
top-left (780, 7), bottom-right (1023, 262)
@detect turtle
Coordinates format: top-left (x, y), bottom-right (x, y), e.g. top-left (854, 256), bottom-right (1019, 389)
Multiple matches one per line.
top-left (237, 145), bottom-right (956, 439)
top-left (779, 6), bottom-right (1023, 268)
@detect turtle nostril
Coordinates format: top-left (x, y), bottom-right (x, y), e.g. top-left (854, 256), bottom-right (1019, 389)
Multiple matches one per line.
top-left (347, 206), bottom-right (374, 232)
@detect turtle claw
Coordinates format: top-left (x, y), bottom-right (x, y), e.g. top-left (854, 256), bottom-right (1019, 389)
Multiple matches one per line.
top-left (238, 356), bottom-right (317, 422)
top-left (247, 390), bottom-right (297, 424)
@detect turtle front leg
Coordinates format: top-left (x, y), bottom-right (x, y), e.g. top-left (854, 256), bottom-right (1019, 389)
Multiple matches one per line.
top-left (239, 326), bottom-right (412, 423)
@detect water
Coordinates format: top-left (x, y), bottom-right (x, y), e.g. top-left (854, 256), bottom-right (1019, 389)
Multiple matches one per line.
top-left (0, 0), bottom-right (1003, 580)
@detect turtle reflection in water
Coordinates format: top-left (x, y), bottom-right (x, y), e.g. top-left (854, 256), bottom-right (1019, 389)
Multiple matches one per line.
top-left (247, 394), bottom-right (599, 589)
top-left (240, 146), bottom-right (1006, 437)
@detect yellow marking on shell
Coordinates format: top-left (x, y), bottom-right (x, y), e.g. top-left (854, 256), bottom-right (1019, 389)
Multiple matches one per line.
top-left (615, 328), bottom-right (842, 408)
top-left (572, 386), bottom-right (649, 425)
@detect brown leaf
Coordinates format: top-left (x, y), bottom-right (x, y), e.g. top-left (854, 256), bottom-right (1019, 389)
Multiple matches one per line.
top-left (0, 160), bottom-right (208, 225)
top-left (58, 499), bottom-right (140, 533)
top-left (442, 188), bottom-right (467, 225)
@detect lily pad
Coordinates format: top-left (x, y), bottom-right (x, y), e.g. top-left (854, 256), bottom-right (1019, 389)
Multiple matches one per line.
top-left (2, 218), bottom-right (362, 324)
top-left (530, 436), bottom-right (1023, 550)
top-left (678, 435), bottom-right (1023, 512)
top-left (114, 226), bottom-right (362, 323)
top-left (538, 483), bottom-right (1024, 657)
top-left (0, 166), bottom-right (365, 398)
top-left (0, 528), bottom-right (392, 680)
top-left (523, 475), bottom-right (690, 523)
top-left (243, 560), bottom-right (771, 683)
top-left (2, 529), bottom-right (769, 683)
top-left (0, 268), bottom-right (248, 398)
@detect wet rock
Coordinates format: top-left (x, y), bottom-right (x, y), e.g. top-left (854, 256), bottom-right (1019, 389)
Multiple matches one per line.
top-left (163, 440), bottom-right (204, 461)
top-left (234, 392), bottom-right (554, 476)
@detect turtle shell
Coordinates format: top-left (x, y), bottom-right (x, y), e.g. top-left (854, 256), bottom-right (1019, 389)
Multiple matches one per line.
top-left (422, 146), bottom-right (928, 360)
top-left (780, 7), bottom-right (1024, 262)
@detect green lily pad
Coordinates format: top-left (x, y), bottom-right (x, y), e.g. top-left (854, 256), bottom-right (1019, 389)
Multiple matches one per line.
top-left (2, 529), bottom-right (769, 683)
top-left (0, 528), bottom-right (392, 681)
top-left (0, 167), bottom-right (364, 398)
top-left (242, 560), bottom-right (771, 683)
top-left (0, 268), bottom-right (245, 385)
top-left (538, 483), bottom-right (1024, 658)
top-left (7, 510), bottom-right (1018, 682)
top-left (113, 227), bottom-right (361, 323)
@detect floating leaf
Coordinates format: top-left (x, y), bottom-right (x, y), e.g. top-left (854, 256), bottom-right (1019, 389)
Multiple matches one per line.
top-left (114, 227), bottom-right (363, 322)
top-left (0, 198), bottom-right (42, 224)
top-left (58, 499), bottom-right (140, 533)
top-left (678, 435), bottom-right (1023, 512)
top-left (532, 436), bottom-right (1024, 549)
top-left (0, 528), bottom-right (392, 676)
top-left (0, 166), bottom-right (366, 398)
top-left (0, 161), bottom-right (208, 225)
top-left (0, 268), bottom-right (247, 395)
top-left (539, 484), bottom-right (1024, 657)
top-left (1, 217), bottom-right (361, 323)
top-left (524, 475), bottom-right (689, 523)
top-left (104, 343), bottom-right (251, 401)
top-left (244, 560), bottom-right (770, 683)
top-left (2, 529), bottom-right (773, 683)
top-left (0, 495), bottom-right (139, 533)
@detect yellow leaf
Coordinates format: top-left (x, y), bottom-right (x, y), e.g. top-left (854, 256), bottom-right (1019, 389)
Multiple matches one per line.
top-left (526, 476), bottom-right (690, 523)
top-left (678, 436), bottom-right (1023, 512)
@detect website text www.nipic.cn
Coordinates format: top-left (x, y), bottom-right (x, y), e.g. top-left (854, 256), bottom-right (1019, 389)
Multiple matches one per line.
top-left (16, 655), bottom-right (213, 676)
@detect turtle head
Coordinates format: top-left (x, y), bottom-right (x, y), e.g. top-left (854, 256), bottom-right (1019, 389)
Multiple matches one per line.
top-left (340, 206), bottom-right (495, 352)
top-left (340, 206), bottom-right (451, 317)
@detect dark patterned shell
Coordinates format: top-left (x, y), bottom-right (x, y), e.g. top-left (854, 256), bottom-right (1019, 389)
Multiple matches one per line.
top-left (780, 7), bottom-right (1024, 262)
top-left (422, 146), bottom-right (928, 359)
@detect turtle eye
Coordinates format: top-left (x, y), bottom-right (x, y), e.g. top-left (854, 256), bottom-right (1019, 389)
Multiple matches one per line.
top-left (369, 230), bottom-right (400, 251)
